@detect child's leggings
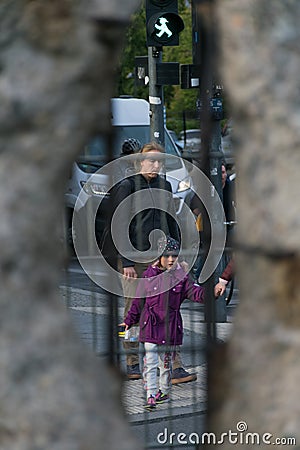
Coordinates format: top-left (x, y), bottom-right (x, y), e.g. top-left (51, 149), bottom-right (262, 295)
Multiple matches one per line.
top-left (143, 342), bottom-right (172, 398)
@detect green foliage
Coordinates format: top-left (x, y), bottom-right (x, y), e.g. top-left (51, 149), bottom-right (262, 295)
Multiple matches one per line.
top-left (163, 2), bottom-right (199, 134)
top-left (117, 4), bottom-right (148, 99)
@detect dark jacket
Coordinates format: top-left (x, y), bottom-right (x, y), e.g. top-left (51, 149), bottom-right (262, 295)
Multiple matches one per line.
top-left (113, 174), bottom-right (180, 267)
top-left (223, 177), bottom-right (236, 224)
top-left (124, 264), bottom-right (204, 346)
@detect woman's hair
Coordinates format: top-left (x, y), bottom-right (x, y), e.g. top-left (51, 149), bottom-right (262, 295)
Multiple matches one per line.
top-left (140, 142), bottom-right (164, 154)
top-left (134, 141), bottom-right (165, 171)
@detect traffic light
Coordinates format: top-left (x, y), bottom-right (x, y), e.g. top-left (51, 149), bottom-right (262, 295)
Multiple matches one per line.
top-left (146, 0), bottom-right (184, 47)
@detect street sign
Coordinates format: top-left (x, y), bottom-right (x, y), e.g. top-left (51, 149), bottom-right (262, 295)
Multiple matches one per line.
top-left (196, 97), bottom-right (223, 121)
top-left (135, 56), bottom-right (149, 86)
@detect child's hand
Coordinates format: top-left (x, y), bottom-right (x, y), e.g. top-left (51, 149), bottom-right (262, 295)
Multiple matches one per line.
top-left (119, 322), bottom-right (129, 331)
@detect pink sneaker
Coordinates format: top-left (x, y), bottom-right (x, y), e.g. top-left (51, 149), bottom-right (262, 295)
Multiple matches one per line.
top-left (155, 389), bottom-right (170, 404)
top-left (145, 395), bottom-right (156, 410)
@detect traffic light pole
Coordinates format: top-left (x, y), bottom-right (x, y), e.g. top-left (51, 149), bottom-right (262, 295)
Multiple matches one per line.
top-left (148, 46), bottom-right (165, 146)
top-left (208, 120), bottom-right (226, 323)
top-left (192, 0), bottom-right (227, 324)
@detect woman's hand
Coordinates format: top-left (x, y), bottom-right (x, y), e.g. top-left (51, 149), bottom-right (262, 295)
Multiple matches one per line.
top-left (123, 266), bottom-right (137, 280)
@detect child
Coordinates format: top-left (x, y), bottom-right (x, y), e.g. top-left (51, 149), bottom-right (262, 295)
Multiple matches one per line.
top-left (123, 236), bottom-right (205, 410)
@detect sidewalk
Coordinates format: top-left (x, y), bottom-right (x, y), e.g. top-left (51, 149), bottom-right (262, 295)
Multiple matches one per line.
top-left (60, 284), bottom-right (235, 423)
top-left (122, 320), bottom-right (233, 423)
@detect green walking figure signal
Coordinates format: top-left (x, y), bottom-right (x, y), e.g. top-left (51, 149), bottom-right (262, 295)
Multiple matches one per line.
top-left (146, 0), bottom-right (184, 47)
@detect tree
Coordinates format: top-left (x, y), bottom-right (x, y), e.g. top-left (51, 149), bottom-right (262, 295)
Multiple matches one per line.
top-left (116, 3), bottom-right (148, 99)
top-left (163, 1), bottom-right (199, 133)
top-left (0, 1), bottom-right (141, 448)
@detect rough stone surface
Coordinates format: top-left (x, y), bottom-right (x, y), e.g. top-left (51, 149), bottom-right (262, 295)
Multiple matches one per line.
top-left (207, 1), bottom-right (300, 446)
top-left (0, 0), bottom-right (141, 449)
top-left (217, 0), bottom-right (300, 252)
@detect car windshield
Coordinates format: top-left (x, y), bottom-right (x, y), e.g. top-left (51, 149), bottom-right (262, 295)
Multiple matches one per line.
top-left (79, 126), bottom-right (182, 173)
top-left (168, 130), bottom-right (178, 141)
top-left (180, 130), bottom-right (201, 140)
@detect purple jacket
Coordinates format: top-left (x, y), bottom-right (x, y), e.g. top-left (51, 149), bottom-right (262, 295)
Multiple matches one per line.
top-left (124, 264), bottom-right (205, 346)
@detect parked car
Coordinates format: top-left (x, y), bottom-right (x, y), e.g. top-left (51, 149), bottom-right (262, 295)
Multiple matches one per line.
top-left (64, 156), bottom-right (110, 252)
top-left (179, 129), bottom-right (201, 152)
top-left (178, 125), bottom-right (235, 168)
top-left (168, 129), bottom-right (184, 152)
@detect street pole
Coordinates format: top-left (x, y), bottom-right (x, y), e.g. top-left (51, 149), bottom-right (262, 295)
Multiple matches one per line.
top-left (208, 119), bottom-right (226, 323)
top-left (192, 0), bottom-right (227, 323)
top-left (192, 0), bottom-right (201, 68)
top-left (148, 46), bottom-right (165, 146)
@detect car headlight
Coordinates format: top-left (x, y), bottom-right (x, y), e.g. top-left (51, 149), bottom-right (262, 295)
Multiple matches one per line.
top-left (177, 177), bottom-right (191, 193)
top-left (80, 181), bottom-right (109, 196)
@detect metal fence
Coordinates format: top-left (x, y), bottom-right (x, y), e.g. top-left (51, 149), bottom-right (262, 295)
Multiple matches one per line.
top-left (60, 1), bottom-right (238, 447)
top-left (61, 141), bottom-right (236, 448)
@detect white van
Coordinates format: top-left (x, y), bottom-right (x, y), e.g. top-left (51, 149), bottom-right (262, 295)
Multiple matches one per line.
top-left (65, 97), bottom-right (194, 248)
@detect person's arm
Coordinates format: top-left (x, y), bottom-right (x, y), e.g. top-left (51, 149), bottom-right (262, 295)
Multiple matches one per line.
top-left (182, 276), bottom-right (205, 304)
top-left (124, 297), bottom-right (142, 327)
top-left (165, 181), bottom-right (180, 242)
top-left (214, 258), bottom-right (234, 297)
top-left (190, 193), bottom-right (201, 218)
top-left (113, 179), bottom-right (136, 271)
top-left (221, 258), bottom-right (234, 282)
